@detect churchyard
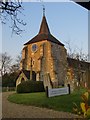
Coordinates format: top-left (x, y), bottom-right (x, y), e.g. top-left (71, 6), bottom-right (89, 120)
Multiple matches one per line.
top-left (8, 87), bottom-right (90, 118)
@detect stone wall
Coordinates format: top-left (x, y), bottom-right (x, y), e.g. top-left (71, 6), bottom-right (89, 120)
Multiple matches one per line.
top-left (50, 42), bottom-right (67, 86)
top-left (20, 40), bottom-right (67, 88)
top-left (20, 38), bottom-right (90, 90)
top-left (20, 40), bottom-right (47, 72)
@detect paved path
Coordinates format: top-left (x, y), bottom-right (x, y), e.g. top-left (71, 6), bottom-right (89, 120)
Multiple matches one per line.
top-left (2, 92), bottom-right (81, 118)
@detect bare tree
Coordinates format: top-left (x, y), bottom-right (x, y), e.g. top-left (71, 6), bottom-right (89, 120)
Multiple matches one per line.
top-left (15, 54), bottom-right (21, 68)
top-left (65, 40), bottom-right (88, 61)
top-left (10, 64), bottom-right (19, 73)
top-left (0, 0), bottom-right (26, 35)
top-left (9, 54), bottom-right (21, 73)
top-left (0, 52), bottom-right (12, 76)
top-left (64, 40), bottom-right (89, 88)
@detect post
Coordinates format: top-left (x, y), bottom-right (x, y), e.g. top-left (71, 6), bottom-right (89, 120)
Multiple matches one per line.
top-left (6, 86), bottom-right (9, 92)
top-left (46, 86), bottom-right (49, 97)
top-left (67, 84), bottom-right (70, 94)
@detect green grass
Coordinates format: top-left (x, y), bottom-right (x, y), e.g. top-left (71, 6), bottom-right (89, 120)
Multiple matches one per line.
top-left (8, 88), bottom-right (89, 113)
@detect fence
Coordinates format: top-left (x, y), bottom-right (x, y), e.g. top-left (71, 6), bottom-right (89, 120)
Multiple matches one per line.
top-left (2, 87), bottom-right (16, 92)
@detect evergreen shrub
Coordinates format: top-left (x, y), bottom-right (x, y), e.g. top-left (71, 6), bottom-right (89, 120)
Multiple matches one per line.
top-left (17, 80), bottom-right (45, 93)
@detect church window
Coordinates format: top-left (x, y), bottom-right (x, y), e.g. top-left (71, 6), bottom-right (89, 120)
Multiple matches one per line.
top-left (33, 60), bottom-right (34, 65)
top-left (32, 59), bottom-right (35, 68)
top-left (22, 49), bottom-right (25, 59)
top-left (36, 72), bottom-right (40, 81)
top-left (40, 44), bottom-right (44, 57)
top-left (32, 44), bottom-right (38, 52)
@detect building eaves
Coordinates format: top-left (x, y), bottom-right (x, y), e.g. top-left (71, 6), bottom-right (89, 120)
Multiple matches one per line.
top-left (24, 33), bottom-right (64, 46)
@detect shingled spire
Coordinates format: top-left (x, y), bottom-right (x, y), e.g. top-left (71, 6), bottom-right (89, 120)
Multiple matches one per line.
top-left (38, 7), bottom-right (50, 34)
top-left (24, 7), bottom-right (64, 46)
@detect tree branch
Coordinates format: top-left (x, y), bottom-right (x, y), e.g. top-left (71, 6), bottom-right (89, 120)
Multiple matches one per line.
top-left (0, 1), bottom-right (26, 35)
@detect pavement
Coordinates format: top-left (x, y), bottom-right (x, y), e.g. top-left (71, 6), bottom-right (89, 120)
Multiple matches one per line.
top-left (2, 92), bottom-right (82, 119)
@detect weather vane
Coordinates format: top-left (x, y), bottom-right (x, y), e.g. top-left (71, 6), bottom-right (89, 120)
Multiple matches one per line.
top-left (42, 4), bottom-right (45, 16)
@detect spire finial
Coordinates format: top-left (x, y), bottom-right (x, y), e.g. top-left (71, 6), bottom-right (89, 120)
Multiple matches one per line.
top-left (43, 5), bottom-right (45, 16)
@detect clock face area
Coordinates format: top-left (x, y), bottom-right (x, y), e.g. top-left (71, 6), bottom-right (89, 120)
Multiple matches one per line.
top-left (31, 44), bottom-right (38, 52)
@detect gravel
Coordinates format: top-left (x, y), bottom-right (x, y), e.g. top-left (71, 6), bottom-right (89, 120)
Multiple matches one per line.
top-left (2, 92), bottom-right (82, 118)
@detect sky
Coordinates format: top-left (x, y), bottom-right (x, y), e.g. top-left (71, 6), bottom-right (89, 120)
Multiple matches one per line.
top-left (1, 2), bottom-right (88, 62)
top-left (24, 0), bottom-right (89, 1)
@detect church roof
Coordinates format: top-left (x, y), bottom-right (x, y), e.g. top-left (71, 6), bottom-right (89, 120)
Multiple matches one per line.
top-left (23, 70), bottom-right (30, 79)
top-left (16, 70), bottom-right (36, 80)
top-left (24, 15), bottom-right (64, 46)
top-left (15, 70), bottom-right (30, 80)
top-left (39, 16), bottom-right (50, 34)
top-left (24, 33), bottom-right (64, 46)
top-left (67, 57), bottom-right (90, 70)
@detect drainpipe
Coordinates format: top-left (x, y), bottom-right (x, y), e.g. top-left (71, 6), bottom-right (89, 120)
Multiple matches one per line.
top-left (30, 58), bottom-right (33, 80)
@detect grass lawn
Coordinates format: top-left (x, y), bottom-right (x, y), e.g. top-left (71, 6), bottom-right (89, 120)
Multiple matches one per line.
top-left (8, 88), bottom-right (89, 113)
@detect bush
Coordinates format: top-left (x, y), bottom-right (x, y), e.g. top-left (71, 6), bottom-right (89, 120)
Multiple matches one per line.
top-left (17, 80), bottom-right (45, 93)
top-left (73, 92), bottom-right (90, 118)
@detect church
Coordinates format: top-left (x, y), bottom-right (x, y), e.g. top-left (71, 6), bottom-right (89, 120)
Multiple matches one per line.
top-left (16, 8), bottom-right (90, 90)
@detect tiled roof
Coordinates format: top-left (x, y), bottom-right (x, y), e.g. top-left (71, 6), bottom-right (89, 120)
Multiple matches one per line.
top-left (39, 16), bottom-right (50, 34)
top-left (24, 16), bottom-right (64, 46)
top-left (23, 70), bottom-right (30, 79)
top-left (67, 57), bottom-right (90, 70)
top-left (24, 33), bottom-right (64, 46)
top-left (16, 70), bottom-right (35, 80)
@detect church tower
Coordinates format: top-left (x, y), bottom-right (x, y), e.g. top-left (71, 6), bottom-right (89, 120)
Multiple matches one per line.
top-left (20, 8), bottom-right (67, 88)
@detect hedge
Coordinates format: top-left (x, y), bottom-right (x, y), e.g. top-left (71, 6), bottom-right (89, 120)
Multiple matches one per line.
top-left (16, 80), bottom-right (45, 93)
